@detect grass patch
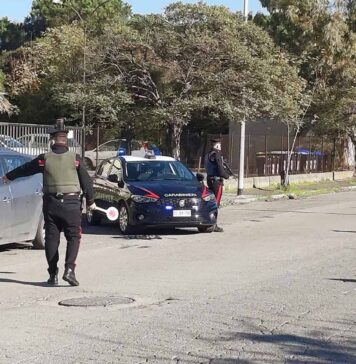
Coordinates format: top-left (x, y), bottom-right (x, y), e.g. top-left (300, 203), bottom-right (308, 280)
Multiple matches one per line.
top-left (228, 177), bottom-right (356, 199)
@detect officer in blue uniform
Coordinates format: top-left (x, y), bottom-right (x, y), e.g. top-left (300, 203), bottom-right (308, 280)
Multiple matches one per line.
top-left (204, 138), bottom-right (229, 232)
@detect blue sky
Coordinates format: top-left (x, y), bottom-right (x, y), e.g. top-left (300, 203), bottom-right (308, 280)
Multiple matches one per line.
top-left (0, 0), bottom-right (265, 22)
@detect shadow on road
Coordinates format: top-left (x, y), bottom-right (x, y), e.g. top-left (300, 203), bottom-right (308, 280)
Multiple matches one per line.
top-left (327, 278), bottom-right (356, 283)
top-left (82, 218), bottom-right (199, 239)
top-left (197, 328), bottom-right (356, 363)
top-left (0, 243), bottom-right (32, 252)
top-left (332, 229), bottom-right (356, 234)
top-left (0, 277), bottom-right (68, 287)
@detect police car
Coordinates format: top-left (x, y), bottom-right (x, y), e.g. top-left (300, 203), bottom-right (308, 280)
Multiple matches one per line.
top-left (87, 154), bottom-right (218, 234)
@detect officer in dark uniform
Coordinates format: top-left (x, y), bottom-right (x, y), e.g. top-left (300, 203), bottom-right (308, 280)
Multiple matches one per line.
top-left (2, 119), bottom-right (95, 286)
top-left (204, 138), bottom-right (230, 232)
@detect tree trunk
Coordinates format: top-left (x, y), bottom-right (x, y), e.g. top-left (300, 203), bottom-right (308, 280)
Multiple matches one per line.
top-left (339, 135), bottom-right (355, 170)
top-left (171, 124), bottom-right (182, 160)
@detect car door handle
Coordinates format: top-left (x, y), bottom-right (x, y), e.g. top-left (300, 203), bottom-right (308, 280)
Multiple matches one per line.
top-left (3, 197), bottom-right (11, 203)
top-left (35, 189), bottom-right (42, 195)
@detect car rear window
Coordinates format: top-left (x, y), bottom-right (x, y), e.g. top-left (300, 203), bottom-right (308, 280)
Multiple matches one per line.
top-left (3, 155), bottom-right (30, 173)
top-left (0, 158), bottom-right (4, 175)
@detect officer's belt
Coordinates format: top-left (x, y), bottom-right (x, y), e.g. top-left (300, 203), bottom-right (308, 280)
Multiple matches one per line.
top-left (45, 192), bottom-right (80, 200)
top-left (207, 176), bottom-right (222, 180)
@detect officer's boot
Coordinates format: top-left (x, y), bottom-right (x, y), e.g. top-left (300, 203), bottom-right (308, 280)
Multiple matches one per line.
top-left (63, 267), bottom-right (79, 286)
top-left (47, 268), bottom-right (58, 285)
top-left (214, 224), bottom-right (224, 232)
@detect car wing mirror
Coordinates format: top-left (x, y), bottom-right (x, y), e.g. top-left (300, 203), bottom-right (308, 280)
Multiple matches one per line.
top-left (117, 179), bottom-right (125, 188)
top-left (196, 173), bottom-right (205, 182)
top-left (107, 174), bottom-right (118, 183)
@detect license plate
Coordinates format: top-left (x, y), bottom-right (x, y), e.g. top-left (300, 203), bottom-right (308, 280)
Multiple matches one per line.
top-left (173, 210), bottom-right (191, 217)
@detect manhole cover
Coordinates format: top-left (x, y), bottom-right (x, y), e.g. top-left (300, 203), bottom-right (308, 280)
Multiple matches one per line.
top-left (58, 296), bottom-right (135, 307)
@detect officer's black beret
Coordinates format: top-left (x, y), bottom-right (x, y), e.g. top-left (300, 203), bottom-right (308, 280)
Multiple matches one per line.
top-left (48, 118), bottom-right (69, 136)
top-left (210, 138), bottom-right (222, 144)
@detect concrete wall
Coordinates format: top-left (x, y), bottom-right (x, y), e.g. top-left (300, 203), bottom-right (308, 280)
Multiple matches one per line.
top-left (333, 171), bottom-right (354, 180)
top-left (223, 170), bottom-right (355, 191)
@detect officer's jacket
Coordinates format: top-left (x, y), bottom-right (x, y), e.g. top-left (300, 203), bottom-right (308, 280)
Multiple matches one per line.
top-left (6, 144), bottom-right (94, 205)
top-left (204, 149), bottom-right (230, 179)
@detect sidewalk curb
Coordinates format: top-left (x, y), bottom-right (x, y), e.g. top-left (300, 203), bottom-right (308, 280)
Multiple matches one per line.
top-left (221, 185), bottom-right (356, 208)
top-left (340, 186), bottom-right (356, 192)
top-left (266, 194), bottom-right (288, 201)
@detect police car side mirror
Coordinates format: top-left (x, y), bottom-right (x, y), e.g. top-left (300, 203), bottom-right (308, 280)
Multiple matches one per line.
top-left (196, 173), bottom-right (204, 182)
top-left (107, 174), bottom-right (118, 183)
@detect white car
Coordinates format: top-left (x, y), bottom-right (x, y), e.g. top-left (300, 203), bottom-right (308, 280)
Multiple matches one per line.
top-left (17, 133), bottom-right (81, 156)
top-left (0, 150), bottom-right (45, 248)
top-left (84, 139), bottom-right (141, 170)
top-left (84, 139), bottom-right (160, 170)
top-left (0, 135), bottom-right (26, 153)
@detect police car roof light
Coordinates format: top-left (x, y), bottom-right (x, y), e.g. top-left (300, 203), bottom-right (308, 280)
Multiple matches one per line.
top-left (144, 151), bottom-right (156, 159)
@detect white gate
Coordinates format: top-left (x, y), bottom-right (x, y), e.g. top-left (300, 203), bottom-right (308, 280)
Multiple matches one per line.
top-left (0, 123), bottom-right (84, 157)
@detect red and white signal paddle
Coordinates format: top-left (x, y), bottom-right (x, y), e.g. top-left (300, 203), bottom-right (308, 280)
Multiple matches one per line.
top-left (94, 206), bottom-right (119, 221)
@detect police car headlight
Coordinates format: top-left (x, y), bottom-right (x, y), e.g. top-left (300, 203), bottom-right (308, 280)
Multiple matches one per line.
top-left (131, 195), bottom-right (159, 203)
top-left (202, 193), bottom-right (215, 202)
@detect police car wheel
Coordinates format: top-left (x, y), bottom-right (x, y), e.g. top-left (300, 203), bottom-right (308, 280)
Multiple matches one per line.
top-left (33, 215), bottom-right (45, 249)
top-left (118, 203), bottom-right (133, 234)
top-left (86, 209), bottom-right (101, 226)
top-left (198, 225), bottom-right (214, 233)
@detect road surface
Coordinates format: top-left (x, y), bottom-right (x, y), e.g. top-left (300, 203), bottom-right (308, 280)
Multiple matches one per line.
top-left (0, 191), bottom-right (355, 363)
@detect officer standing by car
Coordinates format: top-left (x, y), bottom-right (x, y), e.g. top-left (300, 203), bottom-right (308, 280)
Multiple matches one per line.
top-left (2, 119), bottom-right (96, 286)
top-left (204, 138), bottom-right (230, 232)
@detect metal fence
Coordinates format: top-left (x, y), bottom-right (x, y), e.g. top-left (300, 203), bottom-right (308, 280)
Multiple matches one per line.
top-left (0, 122), bottom-right (84, 157)
top-left (180, 131), bottom-right (347, 176)
top-left (1, 122), bottom-right (348, 177)
top-left (228, 134), bottom-right (345, 177)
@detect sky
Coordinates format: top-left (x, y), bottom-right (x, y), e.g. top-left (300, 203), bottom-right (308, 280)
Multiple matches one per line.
top-left (0, 0), bottom-right (265, 23)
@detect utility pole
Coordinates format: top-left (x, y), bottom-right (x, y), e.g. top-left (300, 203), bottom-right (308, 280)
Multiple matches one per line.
top-left (238, 0), bottom-right (248, 195)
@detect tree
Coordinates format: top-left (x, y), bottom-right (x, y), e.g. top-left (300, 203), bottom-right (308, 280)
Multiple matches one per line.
top-left (3, 2), bottom-right (304, 159)
top-left (255, 0), bottom-right (356, 169)
top-left (29, 0), bottom-right (131, 32)
top-left (99, 3), bottom-right (304, 158)
top-left (0, 70), bottom-right (16, 115)
top-left (0, 18), bottom-right (26, 51)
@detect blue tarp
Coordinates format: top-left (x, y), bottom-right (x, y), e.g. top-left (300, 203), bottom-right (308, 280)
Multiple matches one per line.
top-left (294, 147), bottom-right (325, 156)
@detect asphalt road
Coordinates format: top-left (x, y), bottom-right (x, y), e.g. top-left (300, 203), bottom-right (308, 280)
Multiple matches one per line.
top-left (0, 192), bottom-right (355, 363)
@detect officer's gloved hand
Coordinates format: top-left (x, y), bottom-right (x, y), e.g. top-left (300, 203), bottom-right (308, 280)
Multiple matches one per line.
top-left (88, 202), bottom-right (97, 211)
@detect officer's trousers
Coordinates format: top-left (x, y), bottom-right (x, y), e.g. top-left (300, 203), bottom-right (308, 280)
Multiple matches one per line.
top-left (207, 177), bottom-right (223, 207)
top-left (43, 195), bottom-right (81, 274)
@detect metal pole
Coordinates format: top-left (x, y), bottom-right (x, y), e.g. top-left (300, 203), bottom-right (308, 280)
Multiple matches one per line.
top-left (321, 137), bottom-right (324, 172)
top-left (246, 134), bottom-right (250, 177)
top-left (264, 133), bottom-right (268, 176)
top-left (308, 136), bottom-right (311, 172)
top-left (332, 137), bottom-right (336, 174)
top-left (244, 0), bottom-right (249, 21)
top-left (238, 0), bottom-right (248, 195)
top-left (96, 125), bottom-right (100, 168)
top-left (238, 119), bottom-right (245, 195)
top-left (81, 25), bottom-right (86, 159)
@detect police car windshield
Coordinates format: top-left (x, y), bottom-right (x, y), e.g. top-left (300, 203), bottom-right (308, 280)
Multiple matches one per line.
top-left (126, 160), bottom-right (195, 182)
